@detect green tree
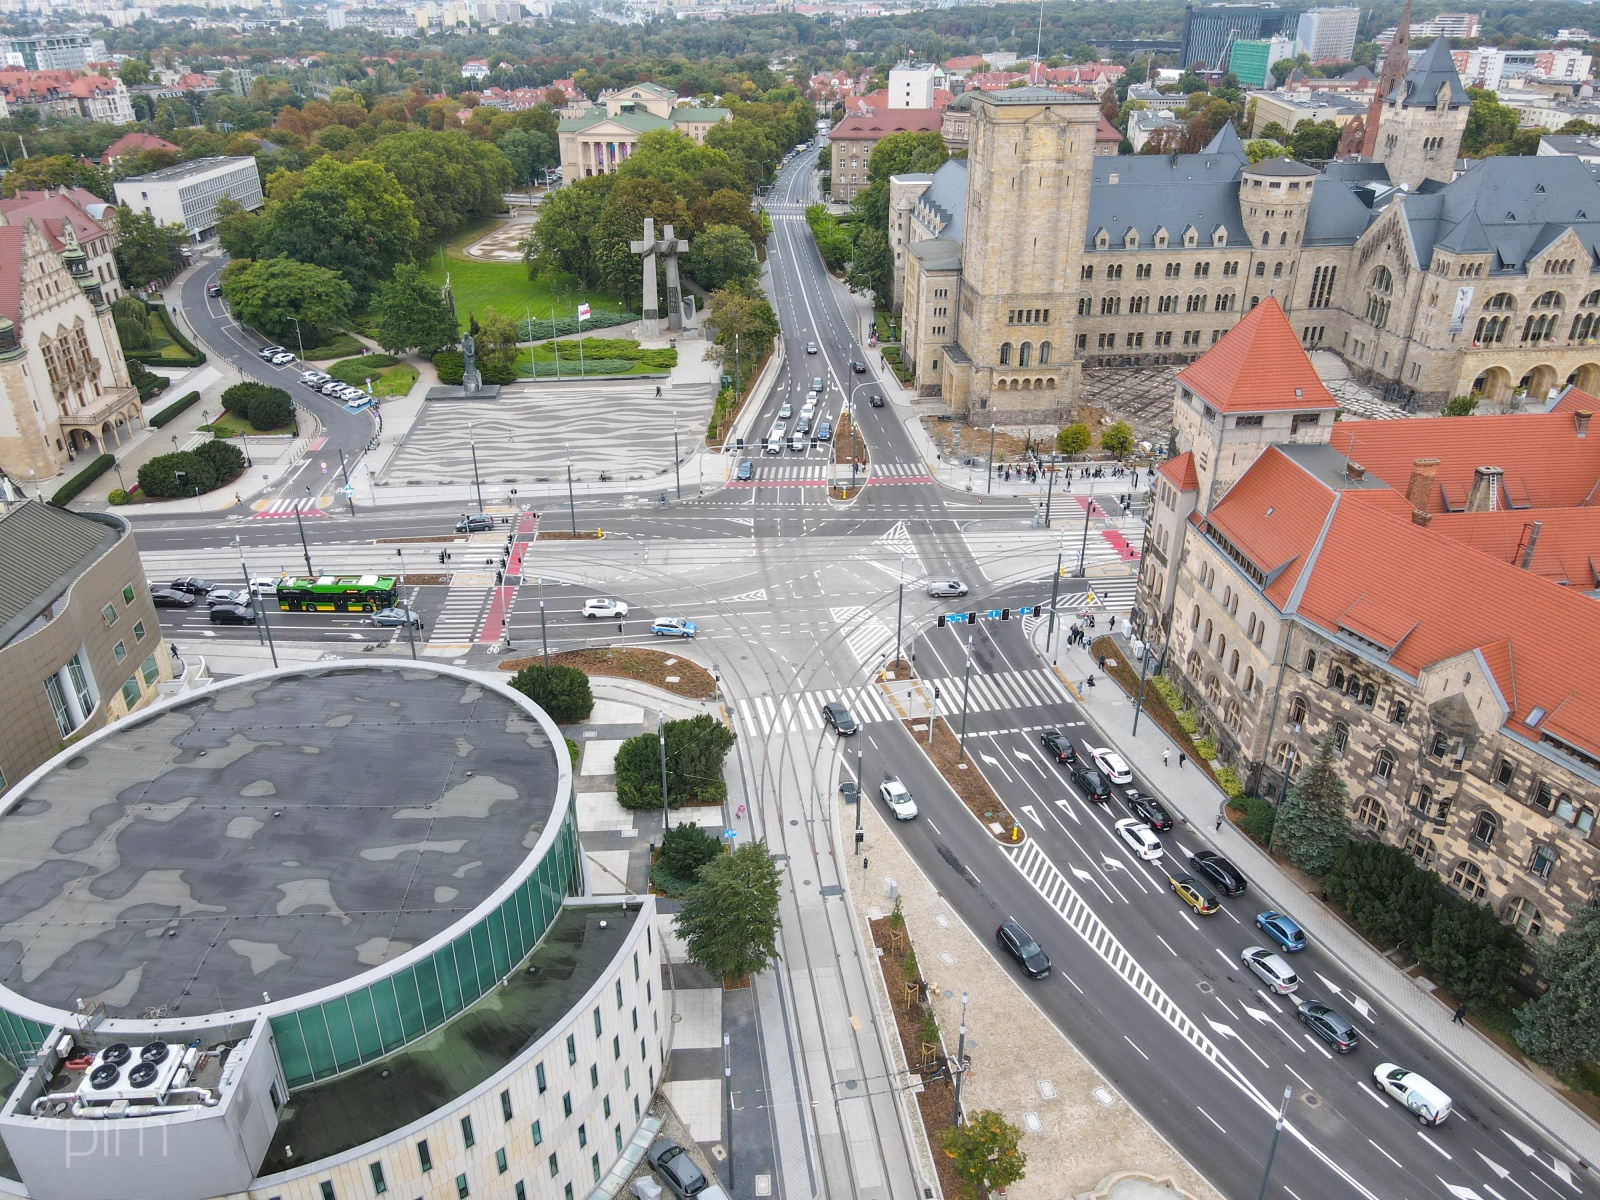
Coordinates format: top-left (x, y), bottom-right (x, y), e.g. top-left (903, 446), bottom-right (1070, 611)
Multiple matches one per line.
top-left (497, 126), bottom-right (557, 187)
top-left (117, 59), bottom-right (152, 86)
top-left (1258, 121), bottom-right (1290, 143)
top-left (677, 840), bottom-right (782, 981)
top-left (474, 308), bottom-right (522, 383)
top-left (851, 130), bottom-right (948, 233)
top-left (361, 129), bottom-right (514, 242)
top-left (1101, 420), bottom-right (1135, 458)
top-left (0, 154), bottom-right (111, 200)
top-left (1516, 905), bottom-right (1600, 1074)
top-left (263, 157), bottom-right (419, 302)
top-left (1245, 138), bottom-right (1288, 164)
top-left (805, 203), bottom-right (852, 272)
top-left (1289, 118), bottom-right (1341, 162)
top-left (1322, 841), bottom-right (1442, 949)
top-left (845, 225), bottom-right (894, 310)
top-left (594, 175), bottom-right (691, 307)
top-left (1056, 424), bottom-right (1091, 456)
top-left (523, 174), bottom-right (612, 288)
top-left (113, 206), bottom-right (187, 289)
top-left (506, 661), bottom-right (594, 723)
top-left (1419, 900), bottom-right (1522, 1010)
top-left (1271, 736), bottom-right (1349, 874)
top-left (1462, 88), bottom-right (1519, 156)
top-left (614, 713), bottom-right (737, 810)
top-left (214, 196), bottom-right (266, 260)
top-left (686, 224), bottom-right (760, 291)
top-left (706, 280), bottom-right (779, 370)
top-left (703, 118), bottom-right (779, 188)
top-left (373, 264), bottom-right (459, 357)
top-left (658, 822), bottom-right (722, 882)
top-left (939, 1111), bottom-right (1027, 1200)
top-left (1443, 394), bottom-right (1480, 416)
top-left (247, 389), bottom-right (292, 431)
top-left (221, 257), bottom-right (354, 346)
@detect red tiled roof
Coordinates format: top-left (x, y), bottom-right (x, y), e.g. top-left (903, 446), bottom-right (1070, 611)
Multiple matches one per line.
top-left (1547, 385), bottom-right (1597, 415)
top-left (829, 109), bottom-right (945, 141)
top-left (0, 192), bottom-right (111, 253)
top-left (1096, 115), bottom-right (1121, 143)
top-left (1157, 450), bottom-right (1198, 492)
top-left (0, 225), bottom-right (25, 324)
top-left (1201, 446), bottom-right (1337, 609)
top-left (1427, 506), bottom-right (1600, 588)
top-left (102, 131), bottom-right (180, 160)
top-left (944, 55), bottom-right (987, 71)
top-left (1327, 412), bottom-right (1600, 513)
top-left (1175, 298), bottom-right (1337, 415)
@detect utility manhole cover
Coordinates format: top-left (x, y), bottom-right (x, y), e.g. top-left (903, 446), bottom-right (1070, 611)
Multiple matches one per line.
top-left (1301, 1092), bottom-right (1321, 1108)
top-left (1197, 981), bottom-right (1213, 994)
top-left (845, 1079), bottom-right (858, 1090)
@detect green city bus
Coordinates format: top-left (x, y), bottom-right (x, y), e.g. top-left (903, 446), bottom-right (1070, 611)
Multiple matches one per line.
top-left (275, 574), bottom-right (399, 613)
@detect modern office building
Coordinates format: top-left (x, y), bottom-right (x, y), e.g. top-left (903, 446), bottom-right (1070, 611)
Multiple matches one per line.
top-left (888, 61), bottom-right (938, 109)
top-left (1295, 7), bottom-right (1361, 64)
top-left (3, 34), bottom-right (102, 72)
top-left (0, 661), bottom-right (665, 1200)
top-left (112, 156), bottom-right (264, 242)
top-left (1230, 35), bottom-right (1296, 87)
top-left (0, 501), bottom-right (173, 800)
top-left (1180, 2), bottom-right (1292, 70)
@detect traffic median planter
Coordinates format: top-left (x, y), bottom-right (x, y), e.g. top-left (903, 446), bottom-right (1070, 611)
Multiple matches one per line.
top-left (497, 646), bottom-right (715, 701)
top-left (899, 716), bottom-right (1022, 844)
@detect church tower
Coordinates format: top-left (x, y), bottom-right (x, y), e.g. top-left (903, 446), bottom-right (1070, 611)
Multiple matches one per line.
top-left (1373, 36), bottom-right (1471, 189)
top-left (1359, 0), bottom-right (1412, 160)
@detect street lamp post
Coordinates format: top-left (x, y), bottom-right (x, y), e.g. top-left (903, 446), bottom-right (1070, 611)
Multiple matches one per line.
top-left (951, 991), bottom-right (969, 1127)
top-left (1074, 494), bottom-right (1095, 577)
top-left (893, 553), bottom-right (905, 669)
top-left (1131, 635), bottom-right (1157, 736)
top-left (338, 448), bottom-right (356, 515)
top-left (1043, 457), bottom-right (1056, 525)
top-left (658, 710), bottom-right (670, 831)
top-left (235, 537), bottom-right (278, 668)
top-left (292, 487), bottom-right (315, 577)
top-left (394, 548), bottom-right (418, 661)
top-left (1255, 1086), bottom-right (1294, 1200)
top-left (287, 316), bottom-right (306, 364)
top-left (1045, 542), bottom-right (1065, 651)
top-left (566, 444), bottom-right (577, 535)
top-left (467, 423), bottom-right (485, 514)
top-left (958, 634), bottom-right (975, 760)
top-left (673, 409), bottom-right (680, 500)
top-left (538, 576), bottom-right (550, 666)
top-left (986, 422), bottom-right (996, 494)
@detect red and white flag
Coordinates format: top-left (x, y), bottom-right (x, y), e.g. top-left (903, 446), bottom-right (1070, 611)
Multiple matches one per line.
top-left (577, 303), bottom-right (591, 321)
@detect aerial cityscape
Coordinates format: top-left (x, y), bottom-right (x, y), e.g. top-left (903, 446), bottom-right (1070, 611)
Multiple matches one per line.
top-left (0, 1), bottom-right (1598, 1199)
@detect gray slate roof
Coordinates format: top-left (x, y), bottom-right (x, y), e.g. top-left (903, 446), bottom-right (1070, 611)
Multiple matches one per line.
top-left (908, 236), bottom-right (963, 270)
top-left (1390, 35), bottom-right (1470, 109)
top-left (1404, 155), bottom-right (1600, 270)
top-left (1306, 177), bottom-right (1377, 243)
top-left (918, 158), bottom-right (967, 245)
top-left (0, 500), bottom-right (122, 649)
top-left (1087, 151), bottom-right (1249, 249)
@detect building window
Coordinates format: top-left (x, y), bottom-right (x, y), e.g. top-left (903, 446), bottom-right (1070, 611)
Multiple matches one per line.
top-left (1495, 758), bottom-right (1516, 791)
top-left (999, 342), bottom-right (1012, 366)
top-left (1375, 750), bottom-right (1396, 782)
top-left (1039, 341), bottom-right (1051, 364)
top-left (102, 602), bottom-right (118, 626)
top-left (567, 1034), bottom-right (577, 1064)
top-left (578, 1124), bottom-right (588, 1148)
top-left (1303, 650), bottom-right (1316, 675)
top-left (497, 1149), bottom-right (509, 1175)
top-left (120, 676), bottom-right (142, 710)
top-left (43, 651), bottom-right (97, 738)
top-left (418, 1140), bottom-right (433, 1173)
top-left (1504, 896), bottom-right (1542, 937)
top-left (549, 1153), bottom-right (559, 1177)
top-left (1451, 860), bottom-right (1486, 901)
top-left (461, 1116), bottom-right (475, 1148)
top-left (502, 1090), bottom-right (513, 1121)
top-left (1528, 844), bottom-right (1556, 880)
top-left (562, 1092), bottom-right (572, 1118)
top-left (592, 1155), bottom-right (601, 1183)
top-left (1391, 700), bottom-right (1409, 725)
top-left (1331, 721), bottom-right (1348, 754)
top-left (321, 1183), bottom-right (335, 1200)
top-left (1288, 696), bottom-right (1307, 725)
top-left (536, 1063), bottom-right (547, 1092)
top-left (1430, 730), bottom-right (1451, 758)
top-left (113, 640), bottom-right (127, 664)
top-left (1471, 811), bottom-right (1498, 847)
top-left (370, 1162), bottom-right (387, 1194)
top-left (532, 1121), bottom-right (542, 1146)
top-left (1532, 781), bottom-right (1555, 811)
top-left (1403, 827), bottom-right (1437, 866)
top-left (613, 1035), bottom-right (621, 1059)
top-left (456, 1174), bottom-right (469, 1199)
top-left (133, 619), bottom-right (147, 642)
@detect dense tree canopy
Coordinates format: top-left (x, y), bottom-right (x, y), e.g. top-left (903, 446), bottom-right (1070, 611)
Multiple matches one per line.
top-left (360, 128), bottom-right (514, 242)
top-left (372, 263), bottom-right (459, 357)
top-left (524, 174), bottom-right (613, 289)
top-left (113, 207), bottom-right (187, 290)
top-left (261, 157), bottom-right (419, 301)
top-left (221, 257), bottom-right (354, 345)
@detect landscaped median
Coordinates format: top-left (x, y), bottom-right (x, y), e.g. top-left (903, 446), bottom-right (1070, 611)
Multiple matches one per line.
top-left (497, 646), bottom-right (714, 701)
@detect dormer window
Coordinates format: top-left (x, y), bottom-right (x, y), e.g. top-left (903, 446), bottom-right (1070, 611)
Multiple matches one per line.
top-left (1183, 226), bottom-right (1198, 248)
top-left (1154, 228), bottom-right (1169, 248)
top-left (1212, 226), bottom-right (1227, 247)
top-left (1095, 228), bottom-right (1109, 249)
top-left (1124, 228), bottom-right (1139, 248)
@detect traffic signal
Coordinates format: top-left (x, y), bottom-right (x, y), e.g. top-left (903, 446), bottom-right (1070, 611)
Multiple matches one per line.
top-left (938, 615), bottom-right (947, 627)
top-left (1001, 608), bottom-right (1011, 620)
top-left (967, 612), bottom-right (977, 625)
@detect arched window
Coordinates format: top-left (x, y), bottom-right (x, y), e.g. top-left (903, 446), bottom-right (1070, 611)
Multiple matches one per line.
top-left (1289, 695), bottom-right (1307, 724)
top-left (1243, 665), bottom-right (1254, 692)
top-left (1370, 265), bottom-right (1393, 293)
top-left (1222, 585), bottom-right (1232, 606)
top-left (999, 342), bottom-right (1012, 366)
top-left (1254, 261), bottom-right (1266, 277)
top-left (1260, 230), bottom-right (1270, 247)
top-left (1205, 674), bottom-right (1222, 704)
top-left (1191, 605), bottom-right (1201, 630)
top-left (1451, 860), bottom-right (1486, 901)
top-left (1532, 290), bottom-right (1564, 309)
top-left (1483, 292), bottom-right (1515, 311)
top-left (1018, 342), bottom-right (1032, 367)
top-left (1331, 666), bottom-right (1346, 690)
top-left (1528, 844), bottom-right (1557, 881)
top-left (1355, 795), bottom-right (1388, 832)
top-left (1217, 634), bottom-right (1227, 660)
top-left (1304, 650), bottom-right (1317, 674)
top-left (1360, 682), bottom-right (1376, 708)
top-left (1038, 341), bottom-right (1051, 365)
top-left (1504, 896), bottom-right (1542, 937)
top-left (1203, 618), bottom-right (1213, 645)
top-left (1228, 649), bottom-right (1239, 677)
top-left (1403, 827), bottom-right (1437, 866)
top-left (1375, 749), bottom-right (1396, 781)
top-left (1332, 720), bottom-right (1348, 754)
top-left (1186, 650), bottom-right (1202, 678)
top-left (1225, 698), bottom-right (1241, 730)
top-left (1472, 810), bottom-right (1498, 846)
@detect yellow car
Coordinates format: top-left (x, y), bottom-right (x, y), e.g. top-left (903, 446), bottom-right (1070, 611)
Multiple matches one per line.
top-left (1170, 873), bottom-right (1221, 915)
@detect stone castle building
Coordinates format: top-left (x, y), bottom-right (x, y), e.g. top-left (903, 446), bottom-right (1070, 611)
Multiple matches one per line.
top-left (894, 35), bottom-right (1600, 419)
top-left (1135, 297), bottom-right (1600, 941)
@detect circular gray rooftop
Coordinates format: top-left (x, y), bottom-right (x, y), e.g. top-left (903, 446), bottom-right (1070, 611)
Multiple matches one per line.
top-left (0, 666), bottom-right (561, 1019)
top-left (1246, 157), bottom-right (1320, 178)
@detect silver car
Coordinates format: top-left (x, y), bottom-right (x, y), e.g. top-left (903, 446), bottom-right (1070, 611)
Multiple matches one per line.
top-left (926, 580), bottom-right (968, 598)
top-left (1240, 946), bottom-right (1298, 994)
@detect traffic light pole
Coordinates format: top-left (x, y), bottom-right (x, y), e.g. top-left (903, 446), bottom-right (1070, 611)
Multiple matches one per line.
top-left (1046, 545), bottom-right (1064, 650)
top-left (958, 635), bottom-right (974, 761)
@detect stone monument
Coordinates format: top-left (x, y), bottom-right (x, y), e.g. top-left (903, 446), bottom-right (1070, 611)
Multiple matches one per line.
top-left (461, 317), bottom-right (482, 395)
top-left (630, 219), bottom-right (691, 337)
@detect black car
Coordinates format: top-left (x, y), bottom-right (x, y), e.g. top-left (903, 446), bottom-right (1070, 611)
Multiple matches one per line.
top-left (821, 701), bottom-right (858, 735)
top-left (149, 588), bottom-right (196, 609)
top-left (996, 920), bottom-right (1051, 978)
top-left (646, 1140), bottom-right (708, 1199)
top-left (868, 393), bottom-right (885, 408)
top-left (169, 576), bottom-right (216, 596)
top-left (1070, 761), bottom-right (1112, 802)
top-left (208, 603), bottom-right (256, 625)
top-left (1124, 789), bottom-right (1174, 831)
top-left (735, 459), bottom-right (754, 481)
top-left (850, 360), bottom-right (866, 373)
top-left (1297, 1000), bottom-right (1360, 1052)
top-left (1189, 849), bottom-right (1248, 896)
top-left (455, 514), bottom-right (495, 533)
top-left (206, 282), bottom-right (222, 297)
top-left (1038, 730), bottom-right (1076, 763)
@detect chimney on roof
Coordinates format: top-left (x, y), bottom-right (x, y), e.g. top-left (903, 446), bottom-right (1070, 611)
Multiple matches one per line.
top-left (1411, 508), bottom-right (1432, 527)
top-left (1345, 461), bottom-right (1366, 482)
top-left (1405, 457), bottom-right (1440, 511)
top-left (1576, 409), bottom-right (1592, 438)
top-left (1465, 465), bottom-right (1503, 513)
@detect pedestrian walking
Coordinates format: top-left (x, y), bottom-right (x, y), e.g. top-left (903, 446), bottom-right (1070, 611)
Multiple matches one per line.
top-left (1178, 752), bottom-right (1186, 768)
top-left (1163, 748), bottom-right (1170, 767)
top-left (655, 385), bottom-right (662, 397)
top-left (1452, 1004), bottom-right (1467, 1024)
top-left (1215, 812), bottom-right (1223, 831)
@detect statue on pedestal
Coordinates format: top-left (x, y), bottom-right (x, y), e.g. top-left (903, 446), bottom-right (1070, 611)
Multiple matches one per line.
top-left (461, 315), bottom-right (482, 395)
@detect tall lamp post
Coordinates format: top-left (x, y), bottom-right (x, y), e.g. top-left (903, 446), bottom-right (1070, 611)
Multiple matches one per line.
top-left (394, 548), bottom-right (418, 661)
top-left (467, 422), bottom-right (485, 514)
top-left (658, 710), bottom-right (670, 832)
top-left (958, 634), bottom-right (975, 760)
top-left (986, 422), bottom-right (996, 494)
top-left (1256, 1086), bottom-right (1294, 1200)
top-left (286, 316), bottom-right (306, 364)
top-left (1074, 494), bottom-right (1095, 577)
top-left (235, 536), bottom-right (278, 668)
top-left (951, 991), bottom-right (969, 1126)
top-left (672, 409), bottom-right (681, 500)
top-left (291, 487), bottom-right (315, 577)
top-left (893, 553), bottom-right (905, 668)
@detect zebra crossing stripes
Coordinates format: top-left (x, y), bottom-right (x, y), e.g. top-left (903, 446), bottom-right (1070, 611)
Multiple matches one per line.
top-left (832, 605), bottom-right (893, 666)
top-left (250, 496), bottom-right (326, 520)
top-left (424, 585), bottom-right (491, 652)
top-left (735, 684), bottom-right (895, 735)
top-left (920, 667), bottom-right (1072, 714)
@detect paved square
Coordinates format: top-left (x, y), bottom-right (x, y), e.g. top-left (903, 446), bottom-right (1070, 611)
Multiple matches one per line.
top-left (575, 790), bottom-right (634, 832)
top-left (590, 699), bottom-right (646, 725)
top-left (581, 739), bottom-right (624, 776)
top-left (671, 988), bottom-right (724, 1049)
top-left (659, 913), bottom-right (690, 964)
top-left (584, 849), bottom-right (633, 894)
top-left (663, 1078), bottom-right (723, 1143)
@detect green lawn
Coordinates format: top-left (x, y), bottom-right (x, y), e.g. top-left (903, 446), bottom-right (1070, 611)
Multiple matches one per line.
top-left (421, 219), bottom-right (628, 333)
top-left (200, 412), bottom-right (293, 437)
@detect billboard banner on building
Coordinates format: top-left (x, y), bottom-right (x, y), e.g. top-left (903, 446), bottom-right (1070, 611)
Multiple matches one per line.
top-left (1449, 285), bottom-right (1474, 334)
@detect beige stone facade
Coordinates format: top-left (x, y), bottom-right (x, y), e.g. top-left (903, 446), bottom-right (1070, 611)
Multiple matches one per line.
top-left (556, 82), bottom-right (730, 181)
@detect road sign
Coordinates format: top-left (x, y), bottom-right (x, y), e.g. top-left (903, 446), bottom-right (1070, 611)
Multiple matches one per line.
top-left (320, 461), bottom-right (328, 474)
top-left (340, 486), bottom-right (354, 496)
top-left (944, 612), bottom-right (968, 625)
top-left (986, 609), bottom-right (1001, 619)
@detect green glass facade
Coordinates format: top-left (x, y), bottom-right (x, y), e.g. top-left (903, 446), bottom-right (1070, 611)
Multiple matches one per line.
top-left (271, 808), bottom-right (582, 1089)
top-left (1230, 40), bottom-right (1273, 89)
top-left (0, 1008), bottom-right (52, 1072)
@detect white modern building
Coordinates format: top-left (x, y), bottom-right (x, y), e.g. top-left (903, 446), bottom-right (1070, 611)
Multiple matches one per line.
top-left (1294, 7), bottom-right (1360, 64)
top-left (888, 61), bottom-right (938, 109)
top-left (0, 662), bottom-right (669, 1200)
top-left (3, 34), bottom-right (104, 71)
top-left (112, 156), bottom-right (263, 242)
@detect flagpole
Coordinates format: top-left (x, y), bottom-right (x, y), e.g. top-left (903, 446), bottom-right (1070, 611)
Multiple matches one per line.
top-left (577, 303), bottom-right (588, 376)
top-left (552, 305), bottom-right (560, 380)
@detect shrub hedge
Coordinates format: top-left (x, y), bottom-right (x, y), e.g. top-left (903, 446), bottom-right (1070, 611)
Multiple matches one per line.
top-left (136, 440), bottom-right (246, 498)
top-left (150, 390), bottom-right (201, 429)
top-left (328, 355), bottom-right (400, 385)
top-left (518, 310), bottom-right (637, 341)
top-left (506, 663), bottom-right (594, 724)
top-left (127, 360), bottom-right (168, 402)
top-left (121, 300), bottom-right (205, 367)
top-left (221, 382), bottom-right (293, 433)
top-left (615, 714), bottom-right (736, 810)
top-left (432, 349), bottom-right (464, 385)
top-left (50, 453), bottom-right (114, 506)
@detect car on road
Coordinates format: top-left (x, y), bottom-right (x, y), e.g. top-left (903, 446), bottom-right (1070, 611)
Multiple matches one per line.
top-left (205, 588), bottom-right (250, 608)
top-left (764, 437), bottom-right (782, 456)
top-left (318, 380), bottom-right (347, 396)
top-left (788, 433), bottom-right (807, 452)
top-left (1297, 1001), bottom-right (1360, 1052)
top-left (1169, 873), bottom-right (1220, 915)
top-left (249, 577), bottom-right (281, 598)
top-left (1114, 817), bottom-right (1163, 860)
top-left (583, 598), bottom-right (630, 619)
top-left (770, 421), bottom-right (787, 442)
top-left (256, 345), bottom-right (285, 360)
top-left (1188, 850), bottom-right (1248, 896)
top-left (821, 701), bottom-right (858, 735)
top-left (208, 603), bottom-right (256, 626)
top-left (805, 342), bottom-right (817, 354)
top-left (267, 351), bottom-right (297, 366)
top-left (651, 617), bottom-right (697, 638)
top-left (735, 459), bottom-right (754, 481)
top-left (1124, 790), bottom-right (1174, 831)
top-left (800, 399), bottom-right (816, 419)
top-left (370, 606), bottom-right (423, 628)
top-left (1240, 946), bottom-right (1298, 995)
top-left (647, 1139), bottom-right (708, 1199)
top-left (169, 576), bottom-right (217, 596)
top-left (1255, 910), bottom-right (1307, 952)
top-left (1039, 730), bottom-right (1076, 762)
top-left (1070, 760), bottom-right (1112, 802)
top-left (878, 776), bottom-right (917, 820)
top-left (149, 588), bottom-right (195, 609)
top-left (926, 579), bottom-right (967, 598)
top-left (1371, 1064), bottom-right (1451, 1124)
top-left (1089, 746), bottom-right (1133, 785)
top-left (778, 400), bottom-right (793, 418)
top-left (810, 376), bottom-right (824, 392)
top-left (206, 282), bottom-right (222, 298)
top-left (455, 514), bottom-right (495, 533)
top-left (850, 360), bottom-right (866, 373)
top-left (816, 421), bottom-right (832, 442)
top-left (300, 370), bottom-right (329, 387)
top-left (868, 393), bottom-right (885, 407)
top-left (995, 920), bottom-right (1051, 978)
top-left (796, 415), bottom-right (811, 434)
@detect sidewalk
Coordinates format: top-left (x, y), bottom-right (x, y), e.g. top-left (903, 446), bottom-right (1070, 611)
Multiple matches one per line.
top-left (1028, 621), bottom-right (1600, 1169)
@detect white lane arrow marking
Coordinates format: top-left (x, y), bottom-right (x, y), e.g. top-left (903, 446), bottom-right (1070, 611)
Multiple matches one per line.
top-left (1020, 804), bottom-right (1045, 830)
top-left (1241, 1004), bottom-right (1276, 1026)
top-left (1438, 1181), bottom-right (1483, 1199)
top-left (1314, 971), bottom-right (1375, 1021)
top-left (1502, 1132), bottom-right (1581, 1191)
top-left (1101, 856), bottom-right (1126, 873)
top-left (1069, 863), bottom-right (1114, 903)
top-left (1053, 799), bottom-right (1080, 825)
top-left (1476, 1152), bottom-right (1541, 1200)
top-left (1202, 1017), bottom-right (1271, 1069)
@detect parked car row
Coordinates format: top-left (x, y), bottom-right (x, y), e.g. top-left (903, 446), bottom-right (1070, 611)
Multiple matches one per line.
top-left (258, 344), bottom-right (297, 366)
top-left (301, 370), bottom-right (370, 406)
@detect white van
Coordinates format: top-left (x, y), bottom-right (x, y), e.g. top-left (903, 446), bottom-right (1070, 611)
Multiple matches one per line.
top-left (1372, 1063), bottom-right (1452, 1125)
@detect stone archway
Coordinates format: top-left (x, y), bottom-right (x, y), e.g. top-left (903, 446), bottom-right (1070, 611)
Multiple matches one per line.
top-left (1471, 366), bottom-right (1512, 400)
top-left (1568, 363), bottom-right (1600, 394)
top-left (101, 420), bottom-right (118, 450)
top-left (67, 428), bottom-right (98, 458)
top-left (1520, 364), bottom-right (1558, 400)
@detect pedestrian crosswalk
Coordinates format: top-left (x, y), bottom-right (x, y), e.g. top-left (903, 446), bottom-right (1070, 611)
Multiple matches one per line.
top-left (250, 496), bottom-right (327, 520)
top-left (831, 605), bottom-right (893, 666)
top-left (424, 584), bottom-right (491, 653)
top-left (918, 667), bottom-right (1074, 715)
top-left (735, 683), bottom-right (896, 734)
top-left (869, 463), bottom-right (934, 483)
top-left (724, 461), bottom-right (934, 486)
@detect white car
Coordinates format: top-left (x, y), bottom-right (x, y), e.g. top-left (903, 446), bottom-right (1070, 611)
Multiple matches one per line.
top-left (1371, 1063), bottom-right (1452, 1125)
top-left (778, 400), bottom-right (793, 418)
top-left (582, 598), bottom-right (630, 619)
top-left (770, 421), bottom-right (787, 441)
top-left (248, 576), bottom-right (281, 598)
top-left (879, 776), bottom-right (918, 820)
top-left (800, 400), bottom-right (816, 420)
top-left (1240, 945), bottom-right (1299, 995)
top-left (1113, 817), bottom-right (1163, 860)
top-left (1090, 747), bottom-right (1133, 785)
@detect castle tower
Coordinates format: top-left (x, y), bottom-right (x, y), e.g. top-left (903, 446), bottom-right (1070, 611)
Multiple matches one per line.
top-left (1374, 36), bottom-right (1471, 189)
top-left (1238, 158), bottom-right (1319, 277)
top-left (943, 87), bottom-right (1100, 421)
top-left (1359, 0), bottom-right (1412, 160)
